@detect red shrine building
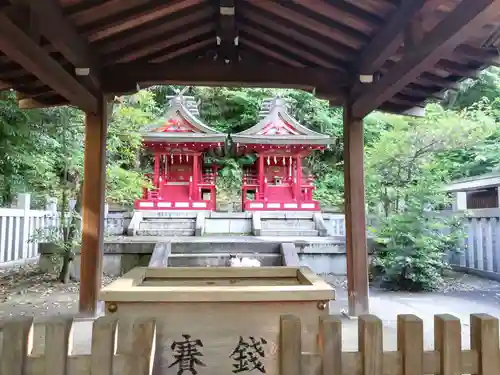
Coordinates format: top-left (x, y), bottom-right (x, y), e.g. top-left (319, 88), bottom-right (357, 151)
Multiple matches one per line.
top-left (135, 95), bottom-right (226, 210)
top-left (233, 97), bottom-right (332, 211)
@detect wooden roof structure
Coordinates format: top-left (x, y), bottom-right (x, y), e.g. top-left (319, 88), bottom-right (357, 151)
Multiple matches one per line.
top-left (232, 97), bottom-right (332, 145)
top-left (142, 94), bottom-right (226, 144)
top-left (0, 0), bottom-right (500, 118)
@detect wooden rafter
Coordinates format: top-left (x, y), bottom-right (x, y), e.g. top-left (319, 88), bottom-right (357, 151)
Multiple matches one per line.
top-left (356, 0), bottom-right (426, 75)
top-left (245, 0), bottom-right (365, 49)
top-left (352, 0), bottom-right (500, 118)
top-left (241, 7), bottom-right (355, 62)
top-left (84, 0), bottom-right (205, 42)
top-left (97, 7), bottom-right (215, 55)
top-left (104, 24), bottom-right (214, 64)
top-left (16, 0), bottom-right (101, 89)
top-left (240, 37), bottom-right (304, 67)
top-left (101, 62), bottom-right (347, 94)
top-left (239, 24), bottom-right (344, 70)
top-left (0, 11), bottom-right (97, 112)
top-left (218, 0), bottom-right (237, 63)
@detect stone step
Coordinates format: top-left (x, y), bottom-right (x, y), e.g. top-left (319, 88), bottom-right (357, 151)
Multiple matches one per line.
top-left (135, 229), bottom-right (195, 236)
top-left (261, 220), bottom-right (316, 229)
top-left (260, 229), bottom-right (319, 237)
top-left (168, 253), bottom-right (282, 267)
top-left (139, 221), bottom-right (196, 230)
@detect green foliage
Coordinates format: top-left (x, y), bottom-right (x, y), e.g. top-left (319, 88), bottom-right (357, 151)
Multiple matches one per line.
top-left (370, 169), bottom-right (464, 291)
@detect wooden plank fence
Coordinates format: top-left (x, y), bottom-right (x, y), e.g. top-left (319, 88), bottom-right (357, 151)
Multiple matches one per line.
top-left (1, 313), bottom-right (499, 375)
top-left (448, 208), bottom-right (500, 281)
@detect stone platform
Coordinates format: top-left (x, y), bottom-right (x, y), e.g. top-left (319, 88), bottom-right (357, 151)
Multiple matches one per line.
top-left (48, 235), bottom-right (350, 279)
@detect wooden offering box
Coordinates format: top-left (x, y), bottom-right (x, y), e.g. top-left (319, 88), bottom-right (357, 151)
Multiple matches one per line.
top-left (100, 266), bottom-right (334, 375)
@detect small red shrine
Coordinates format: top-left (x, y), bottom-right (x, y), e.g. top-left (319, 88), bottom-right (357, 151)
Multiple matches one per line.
top-left (233, 97), bottom-right (332, 211)
top-left (135, 94), bottom-right (226, 210)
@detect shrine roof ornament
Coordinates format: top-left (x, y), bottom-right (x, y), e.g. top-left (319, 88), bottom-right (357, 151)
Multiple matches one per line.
top-left (232, 97), bottom-right (332, 145)
top-left (142, 92), bottom-right (226, 144)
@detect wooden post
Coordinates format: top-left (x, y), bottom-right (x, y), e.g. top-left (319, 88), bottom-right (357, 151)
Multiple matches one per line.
top-left (153, 153), bottom-right (160, 188)
top-left (193, 153), bottom-right (199, 200)
top-left (80, 97), bottom-right (107, 315)
top-left (343, 102), bottom-right (369, 316)
top-left (258, 154), bottom-right (264, 199)
top-left (295, 155), bottom-right (302, 202)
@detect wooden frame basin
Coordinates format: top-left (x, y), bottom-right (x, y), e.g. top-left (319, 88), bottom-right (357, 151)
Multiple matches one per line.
top-left (100, 267), bottom-right (335, 375)
top-left (100, 266), bottom-right (334, 302)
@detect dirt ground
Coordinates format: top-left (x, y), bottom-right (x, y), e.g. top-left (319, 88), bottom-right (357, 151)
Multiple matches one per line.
top-left (1, 263), bottom-right (500, 319)
top-left (0, 263), bottom-right (116, 319)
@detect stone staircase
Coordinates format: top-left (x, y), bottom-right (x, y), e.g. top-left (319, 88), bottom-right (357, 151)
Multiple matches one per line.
top-left (134, 213), bottom-right (197, 236)
top-left (260, 215), bottom-right (319, 236)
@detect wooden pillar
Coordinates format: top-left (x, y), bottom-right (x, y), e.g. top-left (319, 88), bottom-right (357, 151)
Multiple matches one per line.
top-left (258, 154), bottom-right (264, 199)
top-left (153, 153), bottom-right (160, 188)
top-left (295, 155), bottom-right (303, 202)
top-left (80, 97), bottom-right (107, 315)
top-left (192, 153), bottom-right (199, 200)
top-left (343, 102), bottom-right (369, 316)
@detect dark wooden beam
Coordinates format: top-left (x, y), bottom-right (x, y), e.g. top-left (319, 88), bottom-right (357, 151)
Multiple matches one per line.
top-left (246, 0), bottom-right (365, 49)
top-left (84, 0), bottom-right (204, 42)
top-left (150, 39), bottom-right (213, 63)
top-left (343, 101), bottom-right (369, 316)
top-left (454, 44), bottom-right (500, 66)
top-left (97, 7), bottom-right (214, 55)
top-left (357, 0), bottom-right (426, 75)
top-left (101, 62), bottom-right (347, 93)
top-left (80, 96), bottom-right (107, 316)
top-left (104, 24), bottom-right (214, 64)
top-left (217, 0), bottom-right (237, 63)
top-left (241, 6), bottom-right (355, 62)
top-left (352, 0), bottom-right (500, 118)
top-left (239, 24), bottom-right (343, 70)
top-left (22, 0), bottom-right (101, 89)
top-left (240, 37), bottom-right (303, 67)
top-left (0, 12), bottom-right (97, 112)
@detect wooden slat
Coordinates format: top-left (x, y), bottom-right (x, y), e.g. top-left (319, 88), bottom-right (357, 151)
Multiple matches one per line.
top-left (319, 316), bottom-right (342, 375)
top-left (90, 317), bottom-right (118, 375)
top-left (397, 315), bottom-right (423, 375)
top-left (471, 314), bottom-right (500, 375)
top-left (359, 315), bottom-right (383, 375)
top-left (44, 318), bottom-right (73, 375)
top-left (0, 317), bottom-right (33, 375)
top-left (434, 314), bottom-right (462, 375)
top-left (352, 0), bottom-right (500, 118)
top-left (0, 13), bottom-right (97, 113)
top-left (280, 315), bottom-right (301, 375)
top-left (126, 319), bottom-right (156, 375)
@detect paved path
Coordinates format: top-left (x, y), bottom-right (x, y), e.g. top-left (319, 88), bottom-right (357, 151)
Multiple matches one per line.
top-left (331, 288), bottom-right (500, 351)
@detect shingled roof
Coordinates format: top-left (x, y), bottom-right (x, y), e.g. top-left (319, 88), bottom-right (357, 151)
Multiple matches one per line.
top-left (142, 94), bottom-right (226, 144)
top-left (232, 97), bottom-right (332, 145)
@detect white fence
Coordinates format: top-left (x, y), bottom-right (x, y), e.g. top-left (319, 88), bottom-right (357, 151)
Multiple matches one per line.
top-left (0, 194), bottom-right (131, 267)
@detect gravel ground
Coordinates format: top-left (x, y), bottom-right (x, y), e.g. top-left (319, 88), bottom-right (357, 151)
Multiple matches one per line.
top-left (2, 264), bottom-right (500, 319)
